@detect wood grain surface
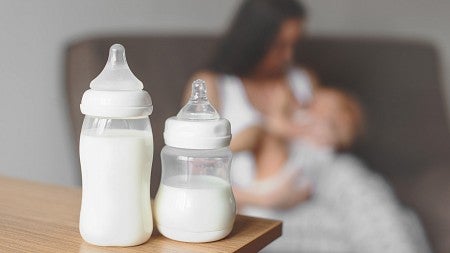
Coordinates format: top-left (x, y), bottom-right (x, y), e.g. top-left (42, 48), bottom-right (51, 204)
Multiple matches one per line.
top-left (0, 176), bottom-right (282, 252)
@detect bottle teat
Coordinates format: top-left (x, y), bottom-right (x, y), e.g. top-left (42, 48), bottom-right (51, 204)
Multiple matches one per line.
top-left (80, 44), bottom-right (152, 118)
top-left (90, 44), bottom-right (143, 91)
top-left (164, 79), bottom-right (231, 149)
top-left (177, 79), bottom-right (220, 120)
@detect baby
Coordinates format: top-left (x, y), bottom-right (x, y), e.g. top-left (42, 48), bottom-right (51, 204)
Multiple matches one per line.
top-left (252, 86), bottom-right (364, 203)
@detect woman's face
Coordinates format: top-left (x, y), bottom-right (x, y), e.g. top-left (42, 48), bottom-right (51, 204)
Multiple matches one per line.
top-left (254, 18), bottom-right (304, 77)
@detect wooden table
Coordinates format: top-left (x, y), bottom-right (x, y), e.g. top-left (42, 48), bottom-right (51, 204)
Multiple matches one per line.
top-left (0, 176), bottom-right (281, 252)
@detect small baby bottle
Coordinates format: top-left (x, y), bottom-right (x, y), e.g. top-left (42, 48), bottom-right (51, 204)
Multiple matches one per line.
top-left (154, 79), bottom-right (235, 243)
top-left (79, 44), bottom-right (154, 246)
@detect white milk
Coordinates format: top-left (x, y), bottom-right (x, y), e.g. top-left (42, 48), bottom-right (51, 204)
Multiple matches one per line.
top-left (79, 129), bottom-right (153, 246)
top-left (154, 175), bottom-right (236, 242)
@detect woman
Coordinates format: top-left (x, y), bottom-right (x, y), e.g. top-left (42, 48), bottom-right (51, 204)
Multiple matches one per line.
top-left (187, 0), bottom-right (317, 209)
top-left (184, 0), bottom-right (430, 252)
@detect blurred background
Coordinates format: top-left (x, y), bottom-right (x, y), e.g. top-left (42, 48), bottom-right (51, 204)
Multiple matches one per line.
top-left (1, 0), bottom-right (450, 252)
top-left (1, 0), bottom-right (449, 186)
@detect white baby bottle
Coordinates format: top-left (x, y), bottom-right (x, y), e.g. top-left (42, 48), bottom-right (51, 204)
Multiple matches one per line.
top-left (154, 79), bottom-right (236, 243)
top-left (79, 44), bottom-right (154, 246)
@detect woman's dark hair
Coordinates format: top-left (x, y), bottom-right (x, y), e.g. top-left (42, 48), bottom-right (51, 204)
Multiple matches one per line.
top-left (207, 0), bottom-right (306, 76)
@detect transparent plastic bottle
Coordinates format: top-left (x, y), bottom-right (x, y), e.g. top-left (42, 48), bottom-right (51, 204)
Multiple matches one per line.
top-left (79, 44), bottom-right (154, 246)
top-left (154, 79), bottom-right (236, 243)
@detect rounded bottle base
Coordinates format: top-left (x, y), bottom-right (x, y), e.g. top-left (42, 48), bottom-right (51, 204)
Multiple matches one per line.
top-left (80, 228), bottom-right (151, 247)
top-left (80, 236), bottom-right (150, 247)
top-left (157, 224), bottom-right (233, 243)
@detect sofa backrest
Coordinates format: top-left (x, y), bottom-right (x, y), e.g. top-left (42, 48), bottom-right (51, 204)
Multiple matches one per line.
top-left (66, 36), bottom-right (450, 197)
top-left (296, 37), bottom-right (450, 179)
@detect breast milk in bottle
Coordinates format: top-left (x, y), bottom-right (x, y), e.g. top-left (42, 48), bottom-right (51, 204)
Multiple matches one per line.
top-left (154, 79), bottom-right (236, 243)
top-left (79, 44), bottom-right (154, 246)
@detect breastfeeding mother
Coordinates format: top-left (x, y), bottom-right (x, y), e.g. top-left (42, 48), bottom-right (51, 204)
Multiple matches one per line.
top-left (184, 0), bottom-right (430, 252)
top-left (187, 0), bottom-right (318, 208)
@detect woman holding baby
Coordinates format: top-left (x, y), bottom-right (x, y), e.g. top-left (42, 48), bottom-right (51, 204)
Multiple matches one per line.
top-left (183, 0), bottom-right (430, 252)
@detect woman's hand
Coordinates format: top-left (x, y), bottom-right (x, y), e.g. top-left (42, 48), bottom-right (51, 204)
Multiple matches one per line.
top-left (233, 169), bottom-right (312, 210)
top-left (257, 169), bottom-right (312, 210)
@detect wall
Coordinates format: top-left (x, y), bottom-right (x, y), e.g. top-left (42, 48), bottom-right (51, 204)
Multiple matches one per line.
top-left (0, 0), bottom-right (449, 186)
top-left (0, 0), bottom-right (240, 186)
top-left (304, 0), bottom-right (450, 118)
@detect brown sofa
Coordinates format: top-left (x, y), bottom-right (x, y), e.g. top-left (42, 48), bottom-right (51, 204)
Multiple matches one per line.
top-left (66, 36), bottom-right (450, 253)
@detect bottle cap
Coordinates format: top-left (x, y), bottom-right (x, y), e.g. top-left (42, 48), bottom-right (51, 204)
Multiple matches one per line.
top-left (80, 44), bottom-right (152, 118)
top-left (164, 79), bottom-right (231, 149)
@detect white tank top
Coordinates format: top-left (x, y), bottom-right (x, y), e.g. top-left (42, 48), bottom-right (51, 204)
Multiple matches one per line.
top-left (218, 68), bottom-right (313, 187)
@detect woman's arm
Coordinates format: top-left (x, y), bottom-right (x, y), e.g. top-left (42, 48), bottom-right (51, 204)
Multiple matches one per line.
top-left (230, 126), bottom-right (264, 153)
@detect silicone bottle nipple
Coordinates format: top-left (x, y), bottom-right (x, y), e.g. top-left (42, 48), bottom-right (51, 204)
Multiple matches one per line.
top-left (89, 44), bottom-right (143, 91)
top-left (177, 79), bottom-right (220, 120)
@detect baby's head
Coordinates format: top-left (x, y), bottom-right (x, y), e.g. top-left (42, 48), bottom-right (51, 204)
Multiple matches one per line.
top-left (308, 87), bottom-right (364, 150)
